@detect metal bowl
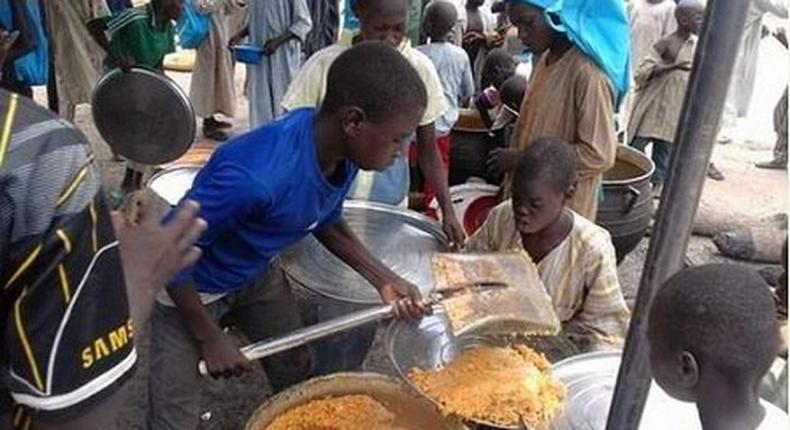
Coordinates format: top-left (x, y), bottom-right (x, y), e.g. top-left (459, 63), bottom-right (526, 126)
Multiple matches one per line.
top-left (244, 372), bottom-right (462, 430)
top-left (550, 351), bottom-right (789, 429)
top-left (146, 164), bottom-right (201, 206)
top-left (386, 309), bottom-right (577, 429)
top-left (92, 67), bottom-right (196, 165)
top-left (280, 201), bottom-right (448, 304)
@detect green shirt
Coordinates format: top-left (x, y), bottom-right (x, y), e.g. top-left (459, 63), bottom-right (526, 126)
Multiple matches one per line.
top-left (103, 5), bottom-right (175, 69)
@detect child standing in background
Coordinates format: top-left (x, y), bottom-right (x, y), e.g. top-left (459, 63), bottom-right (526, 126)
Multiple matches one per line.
top-left (416, 1), bottom-right (475, 210)
top-left (628, 0), bottom-right (704, 195)
top-left (231, 0), bottom-right (312, 127)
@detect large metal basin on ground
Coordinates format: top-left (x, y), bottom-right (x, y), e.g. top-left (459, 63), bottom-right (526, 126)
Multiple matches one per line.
top-left (244, 372), bottom-right (460, 430)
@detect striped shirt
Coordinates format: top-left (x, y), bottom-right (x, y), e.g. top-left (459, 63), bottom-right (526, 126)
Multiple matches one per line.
top-left (0, 91), bottom-right (135, 425)
top-left (466, 200), bottom-right (630, 351)
top-left (102, 4), bottom-right (175, 69)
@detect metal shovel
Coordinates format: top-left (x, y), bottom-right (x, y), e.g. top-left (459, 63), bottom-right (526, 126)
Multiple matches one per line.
top-left (197, 282), bottom-right (507, 376)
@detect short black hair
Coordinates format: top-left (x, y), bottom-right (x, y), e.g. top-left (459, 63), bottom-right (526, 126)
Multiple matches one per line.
top-left (512, 137), bottom-right (577, 194)
top-left (481, 48), bottom-right (516, 90)
top-left (422, 1), bottom-right (457, 41)
top-left (649, 264), bottom-right (779, 381)
top-left (356, 0), bottom-right (410, 15)
top-left (499, 74), bottom-right (527, 112)
top-left (319, 41), bottom-right (428, 122)
top-left (676, 0), bottom-right (705, 20)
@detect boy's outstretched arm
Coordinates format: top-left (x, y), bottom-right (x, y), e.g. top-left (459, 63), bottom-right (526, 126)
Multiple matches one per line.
top-left (315, 220), bottom-right (430, 319)
top-left (416, 123), bottom-right (466, 248)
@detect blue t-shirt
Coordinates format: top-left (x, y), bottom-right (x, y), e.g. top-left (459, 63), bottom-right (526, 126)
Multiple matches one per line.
top-left (171, 108), bottom-right (359, 294)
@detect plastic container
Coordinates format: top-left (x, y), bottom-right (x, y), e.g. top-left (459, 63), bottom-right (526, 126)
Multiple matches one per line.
top-left (232, 44), bottom-right (264, 65)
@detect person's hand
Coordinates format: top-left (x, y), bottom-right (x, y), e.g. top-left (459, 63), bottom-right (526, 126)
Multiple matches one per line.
top-left (263, 35), bottom-right (288, 55)
top-left (484, 32), bottom-right (504, 49)
top-left (487, 148), bottom-right (521, 177)
top-left (463, 31), bottom-right (484, 46)
top-left (118, 53), bottom-right (136, 73)
top-left (228, 32), bottom-right (245, 49)
top-left (0, 30), bottom-right (19, 66)
top-left (200, 332), bottom-right (253, 378)
top-left (441, 210), bottom-right (466, 250)
top-left (112, 192), bottom-right (206, 323)
top-left (378, 278), bottom-right (430, 319)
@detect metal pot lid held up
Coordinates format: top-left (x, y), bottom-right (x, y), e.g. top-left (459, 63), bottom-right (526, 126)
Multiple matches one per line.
top-left (92, 67), bottom-right (196, 165)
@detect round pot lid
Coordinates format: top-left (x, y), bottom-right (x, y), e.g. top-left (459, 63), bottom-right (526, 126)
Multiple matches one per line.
top-left (92, 67), bottom-right (196, 165)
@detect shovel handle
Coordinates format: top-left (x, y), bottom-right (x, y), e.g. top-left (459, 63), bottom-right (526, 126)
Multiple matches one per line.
top-left (198, 304), bottom-right (395, 377)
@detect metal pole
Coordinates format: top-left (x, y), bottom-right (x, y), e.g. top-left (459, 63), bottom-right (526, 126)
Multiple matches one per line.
top-left (605, 0), bottom-right (752, 428)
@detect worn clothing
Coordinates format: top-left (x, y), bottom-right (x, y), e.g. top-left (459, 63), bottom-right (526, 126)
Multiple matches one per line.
top-left (172, 109), bottom-right (357, 295)
top-left (43, 0), bottom-right (110, 120)
top-left (511, 47), bottom-right (618, 221)
top-left (466, 202), bottom-right (630, 350)
top-left (723, 0), bottom-right (788, 128)
top-left (304, 0), bottom-right (339, 58)
top-left (190, 4), bottom-right (235, 118)
top-left (626, 0), bottom-right (676, 70)
top-left (282, 39), bottom-right (446, 205)
top-left (628, 35), bottom-right (696, 144)
top-left (102, 4), bottom-right (176, 69)
top-left (631, 136), bottom-right (671, 185)
top-left (417, 42), bottom-right (475, 136)
top-left (622, 0), bottom-right (676, 132)
top-left (535, 0), bottom-right (631, 107)
top-left (148, 264), bottom-right (312, 430)
top-left (247, 0), bottom-right (312, 127)
top-left (0, 91), bottom-right (135, 422)
top-left (773, 87), bottom-right (788, 164)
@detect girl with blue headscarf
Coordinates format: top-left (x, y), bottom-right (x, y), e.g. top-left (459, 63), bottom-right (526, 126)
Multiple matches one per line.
top-left (488, 0), bottom-right (630, 222)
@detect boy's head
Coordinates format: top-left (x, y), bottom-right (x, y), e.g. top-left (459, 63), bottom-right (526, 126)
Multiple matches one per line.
top-left (675, 0), bottom-right (705, 35)
top-left (507, 1), bottom-right (563, 55)
top-left (499, 74), bottom-right (528, 113)
top-left (511, 138), bottom-right (577, 235)
top-left (320, 42), bottom-right (427, 171)
top-left (422, 1), bottom-right (458, 42)
top-left (648, 264), bottom-right (779, 403)
top-left (154, 0), bottom-right (184, 21)
top-left (467, 0), bottom-right (486, 9)
top-left (357, 0), bottom-right (410, 47)
top-left (481, 48), bottom-right (516, 89)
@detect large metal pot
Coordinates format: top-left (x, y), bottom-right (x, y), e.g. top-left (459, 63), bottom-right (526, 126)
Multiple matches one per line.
top-left (596, 145), bottom-right (655, 263)
top-left (279, 201), bottom-right (448, 374)
top-left (245, 372), bottom-right (461, 430)
top-left (550, 351), bottom-right (787, 429)
top-left (145, 146), bottom-right (215, 205)
top-left (449, 109), bottom-right (508, 186)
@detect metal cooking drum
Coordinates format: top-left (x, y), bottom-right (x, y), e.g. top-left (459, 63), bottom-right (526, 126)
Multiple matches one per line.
top-left (280, 201), bottom-right (448, 303)
top-left (245, 372), bottom-right (462, 430)
top-left (92, 67), bottom-right (196, 165)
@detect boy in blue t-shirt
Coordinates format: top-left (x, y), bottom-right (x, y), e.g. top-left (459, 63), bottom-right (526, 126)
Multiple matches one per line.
top-left (147, 42), bottom-right (430, 429)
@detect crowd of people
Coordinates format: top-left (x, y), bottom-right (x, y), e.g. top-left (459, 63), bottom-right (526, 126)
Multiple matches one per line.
top-left (0, 0), bottom-right (787, 429)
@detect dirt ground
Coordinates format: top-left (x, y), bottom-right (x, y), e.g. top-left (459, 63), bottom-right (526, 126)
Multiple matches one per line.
top-left (29, 33), bottom-right (788, 430)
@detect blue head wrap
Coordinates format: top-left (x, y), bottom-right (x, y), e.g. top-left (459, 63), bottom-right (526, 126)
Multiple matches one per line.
top-left (507, 0), bottom-right (631, 109)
